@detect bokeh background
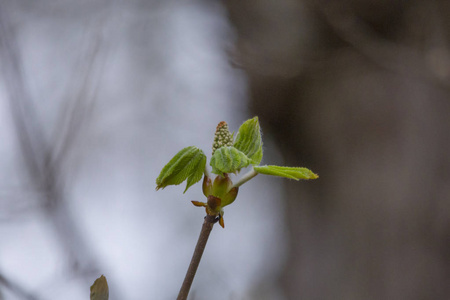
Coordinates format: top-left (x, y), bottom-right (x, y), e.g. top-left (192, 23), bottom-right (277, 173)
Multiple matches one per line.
top-left (1, 0), bottom-right (449, 299)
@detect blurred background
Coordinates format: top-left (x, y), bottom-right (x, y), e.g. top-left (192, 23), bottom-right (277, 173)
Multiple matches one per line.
top-left (0, 0), bottom-right (449, 299)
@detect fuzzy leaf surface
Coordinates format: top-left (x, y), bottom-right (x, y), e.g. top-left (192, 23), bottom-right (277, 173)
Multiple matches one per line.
top-left (254, 165), bottom-right (318, 180)
top-left (210, 146), bottom-right (251, 175)
top-left (233, 117), bottom-right (263, 165)
top-left (156, 146), bottom-right (206, 193)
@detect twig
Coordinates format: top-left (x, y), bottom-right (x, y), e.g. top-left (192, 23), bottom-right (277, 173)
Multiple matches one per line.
top-left (177, 215), bottom-right (217, 300)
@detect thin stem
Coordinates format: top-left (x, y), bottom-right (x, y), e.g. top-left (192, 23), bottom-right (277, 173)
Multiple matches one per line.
top-left (177, 215), bottom-right (217, 300)
top-left (231, 168), bottom-right (258, 189)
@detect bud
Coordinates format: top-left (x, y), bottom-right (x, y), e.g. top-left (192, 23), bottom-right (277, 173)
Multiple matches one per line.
top-left (212, 121), bottom-right (233, 155)
top-left (202, 175), bottom-right (212, 198)
top-left (192, 174), bottom-right (239, 228)
top-left (221, 186), bottom-right (238, 207)
top-left (211, 174), bottom-right (232, 199)
top-left (210, 174), bottom-right (238, 207)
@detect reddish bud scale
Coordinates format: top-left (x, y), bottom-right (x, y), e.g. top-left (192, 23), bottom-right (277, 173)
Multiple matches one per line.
top-left (206, 195), bottom-right (222, 215)
top-left (193, 174), bottom-right (239, 228)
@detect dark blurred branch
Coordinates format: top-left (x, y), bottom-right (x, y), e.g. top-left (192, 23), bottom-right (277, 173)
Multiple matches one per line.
top-left (0, 273), bottom-right (40, 300)
top-left (50, 15), bottom-right (111, 170)
top-left (0, 0), bottom-right (99, 278)
top-left (314, 1), bottom-right (450, 90)
top-left (0, 9), bottom-right (48, 185)
top-left (0, 188), bottom-right (46, 221)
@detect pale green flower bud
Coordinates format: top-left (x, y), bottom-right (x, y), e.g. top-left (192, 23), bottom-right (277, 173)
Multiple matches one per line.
top-left (212, 121), bottom-right (233, 155)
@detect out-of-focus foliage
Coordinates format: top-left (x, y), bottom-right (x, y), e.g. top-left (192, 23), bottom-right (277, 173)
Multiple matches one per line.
top-left (90, 275), bottom-right (108, 300)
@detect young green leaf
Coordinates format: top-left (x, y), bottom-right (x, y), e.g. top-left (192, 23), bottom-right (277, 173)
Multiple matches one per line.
top-left (90, 275), bottom-right (109, 300)
top-left (254, 165), bottom-right (318, 180)
top-left (233, 117), bottom-right (263, 165)
top-left (210, 146), bottom-right (251, 175)
top-left (156, 146), bottom-right (207, 193)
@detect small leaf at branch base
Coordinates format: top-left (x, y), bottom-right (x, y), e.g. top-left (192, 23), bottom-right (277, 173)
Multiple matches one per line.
top-left (90, 275), bottom-right (109, 300)
top-left (155, 146), bottom-right (207, 193)
top-left (210, 146), bottom-right (251, 175)
top-left (254, 165), bottom-right (318, 180)
top-left (191, 200), bottom-right (206, 207)
top-left (219, 214), bottom-right (225, 228)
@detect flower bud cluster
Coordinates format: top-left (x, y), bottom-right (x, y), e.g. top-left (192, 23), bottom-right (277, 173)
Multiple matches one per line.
top-left (212, 121), bottom-right (233, 155)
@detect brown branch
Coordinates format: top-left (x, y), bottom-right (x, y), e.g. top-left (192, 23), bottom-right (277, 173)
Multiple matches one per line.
top-left (177, 215), bottom-right (217, 300)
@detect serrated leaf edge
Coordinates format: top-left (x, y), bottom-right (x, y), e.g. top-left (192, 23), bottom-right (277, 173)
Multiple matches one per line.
top-left (156, 146), bottom-right (206, 192)
top-left (254, 165), bottom-right (318, 180)
top-left (233, 117), bottom-right (263, 165)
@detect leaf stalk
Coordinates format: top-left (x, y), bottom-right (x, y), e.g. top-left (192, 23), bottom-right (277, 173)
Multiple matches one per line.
top-left (231, 168), bottom-right (258, 189)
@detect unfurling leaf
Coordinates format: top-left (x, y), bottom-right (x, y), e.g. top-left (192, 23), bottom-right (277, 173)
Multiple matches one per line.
top-left (254, 165), bottom-right (318, 180)
top-left (90, 275), bottom-right (109, 300)
top-left (210, 146), bottom-right (251, 175)
top-left (156, 146), bottom-right (206, 193)
top-left (233, 116), bottom-right (263, 165)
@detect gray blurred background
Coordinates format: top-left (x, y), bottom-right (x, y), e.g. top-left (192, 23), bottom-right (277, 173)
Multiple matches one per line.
top-left (0, 0), bottom-right (449, 299)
